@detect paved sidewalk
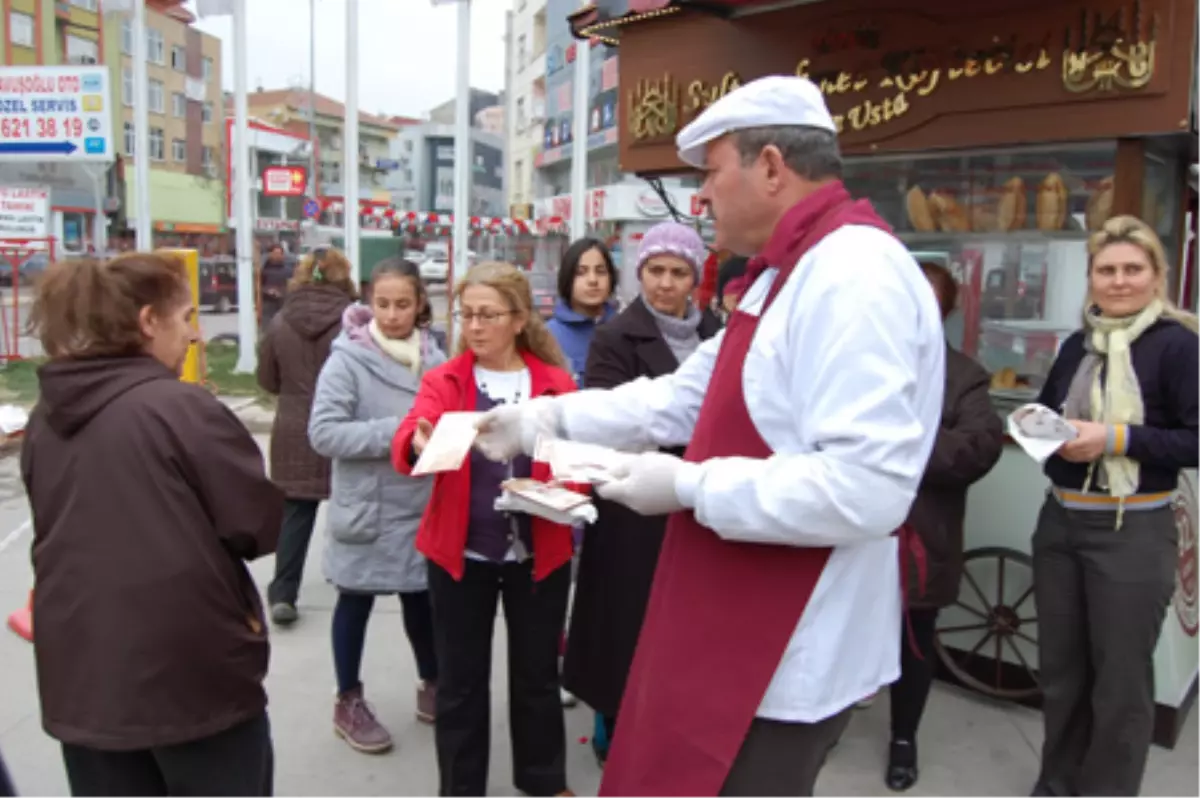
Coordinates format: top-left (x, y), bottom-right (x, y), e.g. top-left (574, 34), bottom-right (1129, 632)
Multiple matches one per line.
top-left (0, 439), bottom-right (1195, 796)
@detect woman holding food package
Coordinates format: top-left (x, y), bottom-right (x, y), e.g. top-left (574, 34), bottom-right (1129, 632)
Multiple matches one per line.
top-left (563, 221), bottom-right (722, 765)
top-left (880, 261), bottom-right (1004, 792)
top-left (308, 258), bottom-right (446, 754)
top-left (1030, 215), bottom-right (1197, 798)
top-left (391, 262), bottom-right (580, 797)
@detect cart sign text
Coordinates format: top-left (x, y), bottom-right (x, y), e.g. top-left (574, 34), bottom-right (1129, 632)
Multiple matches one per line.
top-left (0, 66), bottom-right (113, 162)
top-left (0, 186), bottom-right (49, 248)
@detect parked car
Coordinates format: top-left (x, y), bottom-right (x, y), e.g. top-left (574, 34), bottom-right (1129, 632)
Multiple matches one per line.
top-left (419, 254), bottom-right (450, 283)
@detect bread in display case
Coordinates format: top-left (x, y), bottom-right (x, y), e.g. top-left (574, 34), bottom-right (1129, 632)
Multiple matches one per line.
top-left (843, 143), bottom-right (1116, 414)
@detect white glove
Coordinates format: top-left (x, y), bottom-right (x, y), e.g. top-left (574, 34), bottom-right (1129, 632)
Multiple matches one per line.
top-left (595, 451), bottom-right (701, 517)
top-left (474, 396), bottom-right (563, 462)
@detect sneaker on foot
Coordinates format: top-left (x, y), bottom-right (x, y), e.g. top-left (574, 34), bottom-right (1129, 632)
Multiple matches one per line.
top-left (334, 686), bottom-right (393, 754)
top-left (270, 603), bottom-right (298, 626)
top-left (561, 688), bottom-right (578, 708)
top-left (416, 680), bottom-right (436, 724)
top-left (885, 739), bottom-right (919, 792)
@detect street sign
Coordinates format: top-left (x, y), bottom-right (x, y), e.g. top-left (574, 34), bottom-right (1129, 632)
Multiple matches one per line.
top-left (0, 186), bottom-right (50, 247)
top-left (303, 198), bottom-right (320, 219)
top-left (0, 66), bottom-right (113, 162)
top-left (262, 165), bottom-right (307, 197)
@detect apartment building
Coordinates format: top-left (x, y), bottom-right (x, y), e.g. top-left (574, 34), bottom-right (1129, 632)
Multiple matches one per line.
top-left (384, 121), bottom-right (507, 217)
top-left (240, 87), bottom-right (400, 226)
top-left (0, 0), bottom-right (114, 255)
top-left (108, 0), bottom-right (225, 247)
top-left (505, 0), bottom-right (548, 218)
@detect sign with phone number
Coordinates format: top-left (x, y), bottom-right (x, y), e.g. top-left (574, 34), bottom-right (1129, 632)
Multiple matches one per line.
top-left (0, 66), bottom-right (113, 162)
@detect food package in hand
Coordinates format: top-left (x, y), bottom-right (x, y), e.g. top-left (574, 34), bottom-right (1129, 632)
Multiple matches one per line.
top-left (412, 412), bottom-right (484, 476)
top-left (1007, 403), bottom-right (1078, 463)
top-left (496, 478), bottom-right (598, 525)
top-left (534, 436), bottom-right (633, 485)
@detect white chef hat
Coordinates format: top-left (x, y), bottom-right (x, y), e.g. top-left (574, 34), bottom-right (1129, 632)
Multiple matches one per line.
top-left (675, 75), bottom-right (837, 169)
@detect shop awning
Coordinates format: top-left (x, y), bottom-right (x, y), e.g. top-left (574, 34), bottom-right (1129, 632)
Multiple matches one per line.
top-left (569, 1), bottom-right (790, 44)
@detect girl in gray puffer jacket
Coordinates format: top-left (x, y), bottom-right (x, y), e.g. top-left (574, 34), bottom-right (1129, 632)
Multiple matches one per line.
top-left (308, 258), bottom-right (446, 755)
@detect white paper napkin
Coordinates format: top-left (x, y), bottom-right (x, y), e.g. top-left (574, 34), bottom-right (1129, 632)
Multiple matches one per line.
top-left (1007, 403), bottom-right (1078, 464)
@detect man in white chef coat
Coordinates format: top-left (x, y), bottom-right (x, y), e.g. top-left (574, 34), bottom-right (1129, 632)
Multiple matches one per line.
top-left (476, 75), bottom-right (946, 797)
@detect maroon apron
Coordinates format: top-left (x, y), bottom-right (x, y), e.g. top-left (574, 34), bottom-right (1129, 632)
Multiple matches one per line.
top-left (600, 196), bottom-right (867, 797)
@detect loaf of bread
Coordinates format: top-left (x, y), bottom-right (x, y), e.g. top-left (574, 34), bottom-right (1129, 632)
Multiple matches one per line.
top-left (991, 367), bottom-right (1019, 390)
top-left (906, 186), bottom-right (937, 232)
top-left (1036, 173), bottom-right (1069, 231)
top-left (970, 203), bottom-right (999, 232)
top-left (1085, 176), bottom-right (1114, 231)
top-left (996, 177), bottom-right (1027, 231)
top-left (929, 191), bottom-right (970, 233)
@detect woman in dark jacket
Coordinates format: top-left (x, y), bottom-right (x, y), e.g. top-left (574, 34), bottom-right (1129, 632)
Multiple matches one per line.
top-left (884, 260), bottom-right (1004, 792)
top-left (563, 221), bottom-right (721, 765)
top-left (1030, 216), bottom-right (1197, 798)
top-left (257, 248), bottom-right (357, 625)
top-left (21, 253), bottom-right (283, 796)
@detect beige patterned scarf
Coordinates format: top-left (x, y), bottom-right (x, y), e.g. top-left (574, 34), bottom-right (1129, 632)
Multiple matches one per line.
top-left (1062, 298), bottom-right (1163, 517)
top-left (368, 320), bottom-right (421, 373)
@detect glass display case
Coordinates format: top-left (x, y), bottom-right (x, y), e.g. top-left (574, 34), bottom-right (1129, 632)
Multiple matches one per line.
top-left (845, 143), bottom-right (1118, 415)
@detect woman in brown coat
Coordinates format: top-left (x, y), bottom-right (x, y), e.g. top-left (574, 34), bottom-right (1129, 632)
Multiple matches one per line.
top-left (21, 253), bottom-right (283, 796)
top-left (257, 248), bottom-right (357, 625)
top-left (884, 261), bottom-right (1004, 791)
top-left (562, 222), bottom-right (722, 765)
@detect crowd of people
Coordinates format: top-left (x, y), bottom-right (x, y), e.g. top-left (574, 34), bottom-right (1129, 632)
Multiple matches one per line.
top-left (6, 75), bottom-right (1197, 798)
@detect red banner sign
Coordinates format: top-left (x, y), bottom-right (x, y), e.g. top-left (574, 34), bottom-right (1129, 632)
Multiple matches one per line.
top-left (262, 166), bottom-right (307, 197)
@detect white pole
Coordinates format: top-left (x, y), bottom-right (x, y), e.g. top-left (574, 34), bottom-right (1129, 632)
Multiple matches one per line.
top-left (569, 37), bottom-right (590, 238)
top-left (450, 0), bottom-right (471, 346)
top-left (233, 0), bottom-right (257, 373)
top-left (132, 0), bottom-right (151, 250)
top-left (343, 0), bottom-right (361, 283)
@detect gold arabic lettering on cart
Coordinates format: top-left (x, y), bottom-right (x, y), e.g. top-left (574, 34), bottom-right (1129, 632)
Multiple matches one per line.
top-left (627, 74), bottom-right (680, 141)
top-left (1062, 0), bottom-right (1158, 93)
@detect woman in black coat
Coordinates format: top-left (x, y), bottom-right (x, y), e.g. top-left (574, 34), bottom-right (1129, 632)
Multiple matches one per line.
top-left (561, 221), bottom-right (721, 765)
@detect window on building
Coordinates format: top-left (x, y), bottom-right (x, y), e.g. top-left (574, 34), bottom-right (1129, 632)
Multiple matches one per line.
top-left (172, 92), bottom-right (185, 118)
top-left (148, 79), bottom-right (164, 114)
top-left (202, 146), bottom-right (216, 177)
top-left (122, 68), bottom-right (133, 107)
top-left (172, 138), bottom-right (186, 162)
top-left (8, 12), bottom-right (33, 49)
top-left (149, 127), bottom-right (165, 161)
top-left (516, 97), bottom-right (526, 132)
top-left (202, 57), bottom-right (214, 82)
top-left (320, 160), bottom-right (341, 186)
top-left (65, 35), bottom-right (99, 64)
top-left (69, 0), bottom-right (98, 10)
top-left (202, 102), bottom-right (213, 124)
top-left (518, 34), bottom-right (526, 70)
top-left (171, 45), bottom-right (186, 71)
top-left (124, 122), bottom-right (135, 156)
top-left (147, 28), bottom-right (165, 65)
top-left (121, 19), bottom-right (132, 54)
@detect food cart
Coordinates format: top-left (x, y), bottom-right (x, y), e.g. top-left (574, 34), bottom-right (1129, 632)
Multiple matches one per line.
top-left (570, 0), bottom-right (1199, 747)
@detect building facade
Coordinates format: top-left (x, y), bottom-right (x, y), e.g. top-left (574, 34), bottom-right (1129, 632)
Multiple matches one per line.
top-left (109, 0), bottom-right (225, 248)
top-left (0, 0), bottom-right (112, 256)
top-left (385, 122), bottom-right (507, 217)
top-left (505, 0), bottom-right (548, 217)
top-left (238, 87), bottom-right (400, 225)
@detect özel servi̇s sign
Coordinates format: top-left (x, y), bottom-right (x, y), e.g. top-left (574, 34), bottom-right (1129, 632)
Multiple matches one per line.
top-left (0, 186), bottom-right (50, 249)
top-left (0, 66), bottom-right (114, 161)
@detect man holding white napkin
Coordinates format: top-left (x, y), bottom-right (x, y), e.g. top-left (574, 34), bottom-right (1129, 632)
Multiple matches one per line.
top-left (475, 75), bottom-right (944, 797)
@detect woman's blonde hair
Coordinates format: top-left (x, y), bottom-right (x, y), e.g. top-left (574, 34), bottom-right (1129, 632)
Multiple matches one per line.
top-left (453, 261), bottom-right (567, 368)
top-left (1085, 214), bottom-right (1198, 332)
top-left (288, 247), bottom-right (359, 298)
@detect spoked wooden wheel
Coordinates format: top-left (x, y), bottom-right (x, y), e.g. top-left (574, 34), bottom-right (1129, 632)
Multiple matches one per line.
top-left (934, 546), bottom-right (1041, 701)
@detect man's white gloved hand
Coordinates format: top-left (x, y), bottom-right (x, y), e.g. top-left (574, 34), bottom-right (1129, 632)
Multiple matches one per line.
top-left (474, 396), bottom-right (563, 462)
top-left (595, 451), bottom-right (701, 517)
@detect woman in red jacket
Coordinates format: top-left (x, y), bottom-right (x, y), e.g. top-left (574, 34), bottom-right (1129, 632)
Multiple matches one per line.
top-left (392, 262), bottom-right (578, 797)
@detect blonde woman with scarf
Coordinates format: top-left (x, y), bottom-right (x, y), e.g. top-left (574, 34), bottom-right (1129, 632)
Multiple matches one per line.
top-left (308, 258), bottom-right (446, 754)
top-left (1030, 215), bottom-right (1197, 797)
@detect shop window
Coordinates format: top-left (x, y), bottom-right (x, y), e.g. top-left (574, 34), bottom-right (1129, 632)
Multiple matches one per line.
top-left (843, 143), bottom-right (1118, 414)
top-left (1143, 147), bottom-right (1183, 278)
top-left (61, 212), bottom-right (88, 255)
top-left (149, 127), bottom-right (165, 161)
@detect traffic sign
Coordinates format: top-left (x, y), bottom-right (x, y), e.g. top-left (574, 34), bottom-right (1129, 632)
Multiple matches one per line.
top-left (262, 165), bottom-right (307, 197)
top-left (0, 66), bottom-right (113, 162)
top-left (303, 198), bottom-right (320, 219)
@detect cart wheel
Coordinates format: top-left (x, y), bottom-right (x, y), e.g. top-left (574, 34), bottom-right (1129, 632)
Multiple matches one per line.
top-left (934, 546), bottom-right (1040, 701)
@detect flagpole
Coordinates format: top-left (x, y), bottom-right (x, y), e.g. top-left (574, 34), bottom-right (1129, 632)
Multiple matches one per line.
top-left (132, 0), bottom-right (151, 250)
top-left (233, 0), bottom-right (257, 373)
top-left (569, 37), bottom-right (591, 238)
top-left (343, 0), bottom-right (361, 284)
top-left (450, 0), bottom-right (471, 347)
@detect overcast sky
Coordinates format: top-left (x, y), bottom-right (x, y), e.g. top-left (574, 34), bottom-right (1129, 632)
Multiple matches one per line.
top-left (185, 0), bottom-right (509, 118)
